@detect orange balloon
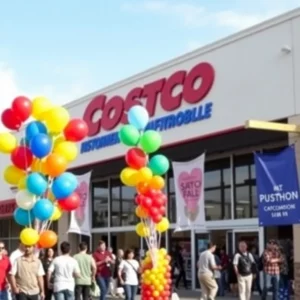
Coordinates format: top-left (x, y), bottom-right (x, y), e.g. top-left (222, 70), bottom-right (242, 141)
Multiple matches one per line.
top-left (45, 153), bottom-right (68, 177)
top-left (135, 205), bottom-right (149, 218)
top-left (149, 175), bottom-right (165, 190)
top-left (136, 181), bottom-right (150, 194)
top-left (31, 158), bottom-right (48, 174)
top-left (38, 230), bottom-right (58, 248)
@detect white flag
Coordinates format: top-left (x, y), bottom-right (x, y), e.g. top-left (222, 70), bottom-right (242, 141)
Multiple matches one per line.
top-left (68, 171), bottom-right (92, 236)
top-left (172, 154), bottom-right (206, 231)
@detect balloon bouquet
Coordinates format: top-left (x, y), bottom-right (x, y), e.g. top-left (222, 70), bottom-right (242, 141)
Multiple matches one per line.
top-left (119, 106), bottom-right (172, 300)
top-left (0, 96), bottom-right (88, 249)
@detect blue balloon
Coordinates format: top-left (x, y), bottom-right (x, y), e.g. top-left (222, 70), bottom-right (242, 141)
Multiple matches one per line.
top-left (52, 172), bottom-right (78, 199)
top-left (26, 172), bottom-right (48, 195)
top-left (32, 198), bottom-right (54, 221)
top-left (14, 208), bottom-right (35, 226)
top-left (26, 121), bottom-right (48, 141)
top-left (30, 133), bottom-right (52, 158)
top-left (127, 105), bottom-right (149, 130)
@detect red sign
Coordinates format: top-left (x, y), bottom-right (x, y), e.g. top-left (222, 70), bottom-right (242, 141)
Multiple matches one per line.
top-left (0, 200), bottom-right (16, 217)
top-left (83, 62), bottom-right (215, 137)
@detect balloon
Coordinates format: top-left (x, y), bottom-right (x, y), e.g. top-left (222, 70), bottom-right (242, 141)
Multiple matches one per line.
top-left (45, 153), bottom-right (68, 177)
top-left (136, 167), bottom-right (153, 183)
top-left (125, 148), bottom-right (148, 169)
top-left (54, 141), bottom-right (78, 162)
top-left (118, 125), bottom-right (140, 146)
top-left (127, 105), bottom-right (149, 130)
top-left (58, 192), bottom-right (80, 211)
top-left (136, 182), bottom-right (150, 194)
top-left (25, 121), bottom-right (48, 141)
top-left (14, 208), bottom-right (34, 226)
top-left (50, 206), bottom-right (62, 221)
top-left (31, 158), bottom-right (48, 174)
top-left (17, 176), bottom-right (27, 190)
top-left (52, 172), bottom-right (78, 199)
top-left (30, 133), bottom-right (52, 158)
top-left (26, 173), bottom-right (48, 196)
top-left (12, 96), bottom-right (32, 122)
top-left (20, 228), bottom-right (39, 246)
top-left (32, 97), bottom-right (53, 120)
top-left (3, 165), bottom-right (26, 185)
top-left (16, 190), bottom-right (36, 210)
top-left (136, 222), bottom-right (150, 237)
top-left (135, 206), bottom-right (149, 218)
top-left (149, 175), bottom-right (165, 190)
top-left (64, 119), bottom-right (88, 142)
top-left (44, 106), bottom-right (70, 133)
top-left (140, 130), bottom-right (162, 154)
top-left (155, 217), bottom-right (170, 233)
top-left (39, 230), bottom-right (58, 248)
top-left (0, 133), bottom-right (17, 154)
top-left (148, 154), bottom-right (170, 176)
top-left (120, 167), bottom-right (138, 187)
top-left (32, 198), bottom-right (54, 221)
top-left (1, 108), bottom-right (22, 130)
top-left (11, 146), bottom-right (33, 170)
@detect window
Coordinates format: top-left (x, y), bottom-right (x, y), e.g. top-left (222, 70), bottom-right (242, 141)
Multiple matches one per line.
top-left (92, 181), bottom-right (109, 228)
top-left (111, 179), bottom-right (121, 227)
top-left (167, 171), bottom-right (176, 223)
top-left (233, 154), bottom-right (256, 219)
top-left (205, 158), bottom-right (231, 220)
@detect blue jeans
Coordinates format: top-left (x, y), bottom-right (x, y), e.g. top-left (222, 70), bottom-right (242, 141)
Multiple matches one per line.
top-left (262, 273), bottom-right (280, 300)
top-left (0, 291), bottom-right (8, 300)
top-left (53, 290), bottom-right (74, 300)
top-left (96, 276), bottom-right (110, 300)
top-left (124, 285), bottom-right (138, 300)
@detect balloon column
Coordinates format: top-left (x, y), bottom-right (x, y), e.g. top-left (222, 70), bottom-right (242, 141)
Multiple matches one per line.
top-left (119, 106), bottom-right (172, 300)
top-left (0, 96), bottom-right (88, 248)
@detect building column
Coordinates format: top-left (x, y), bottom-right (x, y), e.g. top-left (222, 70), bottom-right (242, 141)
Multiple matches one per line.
top-left (288, 116), bottom-right (300, 298)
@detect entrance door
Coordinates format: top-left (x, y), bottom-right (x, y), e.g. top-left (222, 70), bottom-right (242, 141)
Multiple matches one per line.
top-left (233, 229), bottom-right (259, 251)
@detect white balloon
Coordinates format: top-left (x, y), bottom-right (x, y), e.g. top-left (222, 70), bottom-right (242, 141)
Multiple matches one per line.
top-left (16, 190), bottom-right (36, 210)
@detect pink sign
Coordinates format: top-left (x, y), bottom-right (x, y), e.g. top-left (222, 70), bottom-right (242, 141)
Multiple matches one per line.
top-left (75, 181), bottom-right (88, 225)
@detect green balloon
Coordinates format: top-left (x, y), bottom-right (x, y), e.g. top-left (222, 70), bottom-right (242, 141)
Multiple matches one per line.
top-left (149, 154), bottom-right (170, 175)
top-left (140, 130), bottom-right (162, 153)
top-left (118, 125), bottom-right (140, 146)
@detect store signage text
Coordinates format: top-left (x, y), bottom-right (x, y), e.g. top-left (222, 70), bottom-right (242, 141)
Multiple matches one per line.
top-left (0, 200), bottom-right (16, 217)
top-left (81, 61), bottom-right (215, 153)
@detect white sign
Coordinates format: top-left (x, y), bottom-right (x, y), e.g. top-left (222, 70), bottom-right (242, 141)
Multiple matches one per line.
top-left (172, 154), bottom-right (206, 231)
top-left (68, 171), bottom-right (92, 236)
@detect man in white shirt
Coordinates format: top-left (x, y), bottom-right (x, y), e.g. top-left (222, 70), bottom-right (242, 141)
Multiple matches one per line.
top-left (233, 241), bottom-right (256, 300)
top-left (197, 242), bottom-right (220, 300)
top-left (48, 241), bottom-right (80, 300)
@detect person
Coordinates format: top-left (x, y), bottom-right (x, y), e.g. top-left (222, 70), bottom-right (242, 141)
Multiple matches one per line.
top-left (227, 256), bottom-right (238, 297)
top-left (261, 240), bottom-right (281, 300)
top-left (214, 254), bottom-right (223, 296)
top-left (93, 240), bottom-right (114, 300)
top-left (73, 242), bottom-right (96, 300)
top-left (118, 249), bottom-right (140, 300)
top-left (250, 246), bottom-right (262, 295)
top-left (48, 241), bottom-right (80, 300)
top-left (233, 241), bottom-right (256, 300)
top-left (0, 241), bottom-right (11, 300)
top-left (174, 246), bottom-right (188, 289)
top-left (113, 249), bottom-right (124, 298)
top-left (107, 248), bottom-right (116, 297)
top-left (220, 248), bottom-right (229, 294)
top-left (278, 246), bottom-right (289, 298)
top-left (9, 244), bottom-right (45, 300)
top-left (42, 248), bottom-right (55, 300)
top-left (197, 242), bottom-right (220, 300)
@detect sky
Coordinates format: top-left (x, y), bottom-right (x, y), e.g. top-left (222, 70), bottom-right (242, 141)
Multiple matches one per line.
top-left (0, 0), bottom-right (300, 112)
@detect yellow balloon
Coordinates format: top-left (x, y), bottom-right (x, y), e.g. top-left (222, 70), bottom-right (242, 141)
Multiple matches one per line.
top-left (137, 167), bottom-right (153, 183)
top-left (32, 97), bottom-right (53, 120)
top-left (54, 141), bottom-right (78, 162)
top-left (135, 222), bottom-right (150, 237)
top-left (155, 217), bottom-right (170, 233)
top-left (44, 106), bottom-right (70, 133)
top-left (17, 176), bottom-right (27, 190)
top-left (4, 165), bottom-right (26, 185)
top-left (0, 133), bottom-right (17, 154)
top-left (120, 167), bottom-right (138, 186)
top-left (31, 158), bottom-right (48, 175)
top-left (20, 228), bottom-right (39, 246)
top-left (50, 206), bottom-right (62, 221)
top-left (53, 136), bottom-right (65, 148)
top-left (149, 175), bottom-right (165, 190)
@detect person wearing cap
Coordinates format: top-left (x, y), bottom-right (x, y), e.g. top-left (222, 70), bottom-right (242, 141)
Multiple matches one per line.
top-left (261, 240), bottom-right (281, 300)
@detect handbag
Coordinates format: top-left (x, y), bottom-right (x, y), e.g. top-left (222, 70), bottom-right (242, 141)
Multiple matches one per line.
top-left (90, 280), bottom-right (100, 298)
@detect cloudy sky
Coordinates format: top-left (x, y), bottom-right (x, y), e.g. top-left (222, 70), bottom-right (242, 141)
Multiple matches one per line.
top-left (0, 0), bottom-right (299, 110)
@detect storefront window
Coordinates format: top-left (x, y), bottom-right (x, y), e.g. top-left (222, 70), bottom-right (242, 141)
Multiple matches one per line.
top-left (92, 233), bottom-right (108, 252)
top-left (92, 180), bottom-right (109, 228)
top-left (167, 171), bottom-right (176, 223)
top-left (111, 179), bottom-right (121, 227)
top-left (111, 232), bottom-right (140, 255)
top-left (121, 186), bottom-right (138, 226)
top-left (233, 154), bottom-right (256, 219)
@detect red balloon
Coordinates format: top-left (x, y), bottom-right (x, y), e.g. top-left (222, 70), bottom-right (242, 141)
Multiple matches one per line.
top-left (11, 146), bottom-right (33, 170)
top-left (125, 148), bottom-right (147, 169)
top-left (140, 196), bottom-right (152, 209)
top-left (64, 119), bottom-right (88, 142)
top-left (159, 206), bottom-right (166, 215)
top-left (11, 96), bottom-right (32, 122)
top-left (58, 192), bottom-right (80, 211)
top-left (1, 108), bottom-right (22, 130)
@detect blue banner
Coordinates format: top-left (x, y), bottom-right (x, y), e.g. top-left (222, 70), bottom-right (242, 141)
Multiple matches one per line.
top-left (254, 145), bottom-right (300, 226)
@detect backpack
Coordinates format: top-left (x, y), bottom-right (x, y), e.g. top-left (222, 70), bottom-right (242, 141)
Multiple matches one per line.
top-left (237, 253), bottom-right (252, 276)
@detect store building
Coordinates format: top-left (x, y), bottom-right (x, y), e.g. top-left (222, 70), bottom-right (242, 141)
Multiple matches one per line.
top-left (1, 8), bottom-right (300, 290)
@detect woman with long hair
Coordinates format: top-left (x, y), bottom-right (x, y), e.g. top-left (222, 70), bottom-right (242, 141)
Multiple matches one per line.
top-left (42, 248), bottom-right (55, 300)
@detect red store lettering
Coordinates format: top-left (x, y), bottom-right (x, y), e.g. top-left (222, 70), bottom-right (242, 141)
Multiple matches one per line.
top-left (83, 62), bottom-right (215, 137)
